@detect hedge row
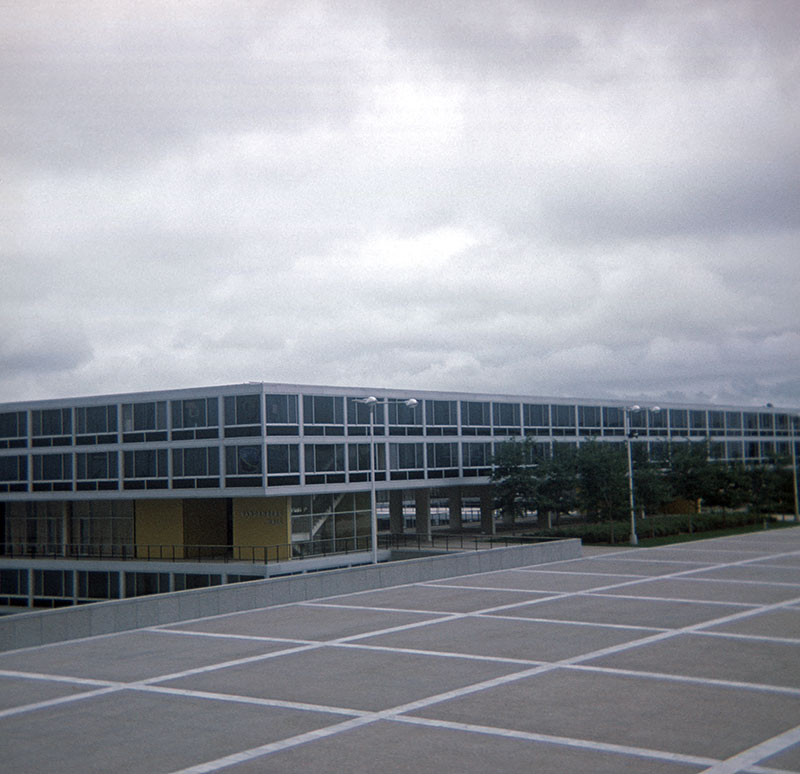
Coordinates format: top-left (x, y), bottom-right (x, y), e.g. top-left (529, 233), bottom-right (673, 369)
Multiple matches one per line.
top-left (525, 510), bottom-right (778, 544)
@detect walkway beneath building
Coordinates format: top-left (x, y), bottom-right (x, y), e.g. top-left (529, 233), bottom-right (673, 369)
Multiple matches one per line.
top-left (0, 528), bottom-right (799, 773)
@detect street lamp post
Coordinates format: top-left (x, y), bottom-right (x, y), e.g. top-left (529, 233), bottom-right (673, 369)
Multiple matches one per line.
top-left (624, 404), bottom-right (660, 546)
top-left (359, 396), bottom-right (418, 564)
top-left (791, 415), bottom-right (799, 523)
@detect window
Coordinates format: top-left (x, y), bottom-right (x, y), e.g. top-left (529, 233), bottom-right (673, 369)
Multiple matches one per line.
top-left (75, 453), bottom-right (118, 490)
top-left (303, 395), bottom-right (344, 435)
top-left (304, 444), bottom-right (345, 472)
top-left (386, 399), bottom-right (422, 436)
top-left (523, 404), bottom-right (549, 427)
top-left (462, 401), bottom-right (490, 427)
top-left (578, 405), bottom-right (601, 428)
top-left (462, 441), bottom-right (491, 474)
top-left (124, 449), bottom-right (167, 478)
top-left (76, 452), bottom-right (118, 480)
top-left (347, 443), bottom-right (386, 482)
top-left (551, 404), bottom-right (576, 435)
top-left (669, 409), bottom-right (688, 431)
top-left (579, 405), bottom-right (601, 436)
top-left (31, 408), bottom-right (71, 446)
top-left (726, 412), bottom-right (742, 434)
top-left (425, 400), bottom-right (457, 428)
top-left (267, 444), bottom-right (299, 474)
top-left (32, 453), bottom-right (72, 491)
top-left (492, 402), bottom-right (520, 434)
top-left (389, 443), bottom-right (424, 479)
top-left (690, 410), bottom-right (707, 434)
top-left (265, 394), bottom-right (299, 435)
top-left (427, 442), bottom-right (459, 477)
top-left (648, 409), bottom-right (667, 433)
top-left (172, 447), bottom-right (219, 478)
top-left (303, 395), bottom-right (343, 425)
top-left (0, 455), bottom-right (27, 491)
top-left (346, 397), bottom-right (384, 427)
top-left (304, 443), bottom-right (345, 484)
top-left (0, 411), bottom-right (27, 448)
top-left (77, 571), bottom-right (120, 600)
top-left (224, 394), bottom-right (261, 437)
top-left (759, 413), bottom-right (774, 435)
top-left (172, 397), bottom-right (218, 429)
top-left (266, 444), bottom-right (300, 486)
top-left (122, 402), bottom-right (167, 442)
top-left (76, 405), bottom-right (118, 435)
top-left (603, 407), bottom-right (624, 434)
top-left (744, 413), bottom-right (759, 432)
top-left (708, 411), bottom-right (724, 434)
top-left (225, 445), bottom-right (263, 487)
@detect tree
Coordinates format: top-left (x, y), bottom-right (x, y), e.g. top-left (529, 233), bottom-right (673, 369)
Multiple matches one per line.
top-left (536, 444), bottom-right (578, 527)
top-left (490, 438), bottom-right (537, 526)
top-left (631, 445), bottom-right (673, 517)
top-left (703, 463), bottom-right (750, 511)
top-left (576, 441), bottom-right (628, 522)
top-left (746, 464), bottom-right (783, 515)
top-left (667, 441), bottom-right (714, 507)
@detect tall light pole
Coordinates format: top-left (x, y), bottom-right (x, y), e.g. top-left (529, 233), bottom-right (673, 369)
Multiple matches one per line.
top-left (359, 396), bottom-right (418, 564)
top-left (624, 405), bottom-right (660, 546)
top-left (791, 415), bottom-right (799, 523)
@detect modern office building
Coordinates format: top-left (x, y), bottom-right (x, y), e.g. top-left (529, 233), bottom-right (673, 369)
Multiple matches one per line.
top-left (0, 382), bottom-right (797, 567)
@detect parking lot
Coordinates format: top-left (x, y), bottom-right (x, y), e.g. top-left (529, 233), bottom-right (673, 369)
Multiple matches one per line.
top-left (1, 527), bottom-right (798, 773)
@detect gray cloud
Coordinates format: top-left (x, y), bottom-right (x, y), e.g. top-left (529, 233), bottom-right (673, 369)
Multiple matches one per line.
top-left (1, 0), bottom-right (798, 408)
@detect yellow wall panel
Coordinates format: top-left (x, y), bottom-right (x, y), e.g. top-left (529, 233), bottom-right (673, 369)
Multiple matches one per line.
top-left (135, 499), bottom-right (185, 559)
top-left (233, 496), bottom-right (291, 561)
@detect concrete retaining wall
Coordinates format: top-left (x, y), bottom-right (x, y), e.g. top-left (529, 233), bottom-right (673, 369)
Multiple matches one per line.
top-left (0, 539), bottom-right (580, 653)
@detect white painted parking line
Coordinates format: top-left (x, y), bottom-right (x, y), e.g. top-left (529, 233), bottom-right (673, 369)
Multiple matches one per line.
top-left (509, 567), bottom-right (650, 578)
top-left (694, 630), bottom-right (800, 647)
top-left (0, 686), bottom-right (120, 720)
top-left (148, 628), bottom-right (319, 646)
top-left (134, 683), bottom-right (369, 718)
top-left (395, 714), bottom-right (719, 769)
top-left (698, 723), bottom-right (800, 774)
top-left (163, 583), bottom-right (800, 772)
top-left (4, 534), bottom-right (800, 774)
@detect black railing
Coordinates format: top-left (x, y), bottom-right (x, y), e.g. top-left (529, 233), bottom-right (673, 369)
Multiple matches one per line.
top-left (379, 533), bottom-right (560, 551)
top-left (0, 532), bottom-right (559, 565)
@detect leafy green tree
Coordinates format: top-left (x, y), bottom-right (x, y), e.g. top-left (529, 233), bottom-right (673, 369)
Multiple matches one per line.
top-left (703, 463), bottom-right (750, 511)
top-left (667, 441), bottom-right (714, 507)
top-left (536, 444), bottom-right (578, 527)
top-left (576, 441), bottom-right (628, 522)
top-left (746, 464), bottom-right (783, 515)
top-left (631, 445), bottom-right (673, 516)
top-left (491, 438), bottom-right (537, 526)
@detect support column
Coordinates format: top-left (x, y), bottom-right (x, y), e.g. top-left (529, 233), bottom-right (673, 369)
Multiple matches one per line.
top-left (389, 490), bottom-right (404, 535)
top-left (448, 487), bottom-right (463, 531)
top-left (479, 486), bottom-right (495, 535)
top-left (414, 489), bottom-right (431, 541)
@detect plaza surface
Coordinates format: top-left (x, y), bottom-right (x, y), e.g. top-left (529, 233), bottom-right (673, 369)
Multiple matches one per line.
top-left (1, 529), bottom-right (799, 773)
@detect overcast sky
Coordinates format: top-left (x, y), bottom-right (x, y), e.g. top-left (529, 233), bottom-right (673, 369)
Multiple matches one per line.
top-left (2, 0), bottom-right (799, 408)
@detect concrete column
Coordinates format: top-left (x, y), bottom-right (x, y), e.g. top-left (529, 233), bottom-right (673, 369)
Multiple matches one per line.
top-left (448, 487), bottom-right (463, 531)
top-left (414, 489), bottom-right (431, 541)
top-left (389, 490), bottom-right (404, 534)
top-left (479, 486), bottom-right (495, 535)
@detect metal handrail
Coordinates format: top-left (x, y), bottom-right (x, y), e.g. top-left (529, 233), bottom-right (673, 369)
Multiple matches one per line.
top-left (0, 532), bottom-right (557, 564)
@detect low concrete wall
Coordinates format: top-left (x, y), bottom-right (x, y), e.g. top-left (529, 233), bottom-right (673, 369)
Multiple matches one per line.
top-left (0, 539), bottom-right (580, 653)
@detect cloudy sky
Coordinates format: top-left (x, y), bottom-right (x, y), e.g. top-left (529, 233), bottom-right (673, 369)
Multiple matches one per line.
top-left (2, 0), bottom-right (799, 408)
